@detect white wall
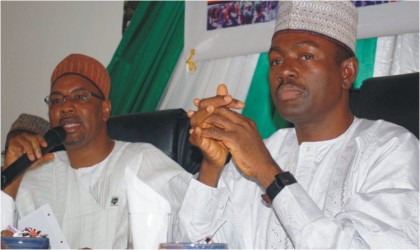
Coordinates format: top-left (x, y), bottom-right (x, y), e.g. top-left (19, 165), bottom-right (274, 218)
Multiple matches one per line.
top-left (1, 1), bottom-right (123, 150)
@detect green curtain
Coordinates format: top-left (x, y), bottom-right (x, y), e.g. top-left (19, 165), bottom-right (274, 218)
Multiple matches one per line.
top-left (107, 1), bottom-right (184, 115)
top-left (242, 53), bottom-right (290, 139)
top-left (243, 38), bottom-right (377, 138)
top-left (354, 38), bottom-right (377, 89)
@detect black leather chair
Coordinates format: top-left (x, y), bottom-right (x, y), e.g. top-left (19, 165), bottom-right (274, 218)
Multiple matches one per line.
top-left (107, 109), bottom-right (202, 174)
top-left (350, 72), bottom-right (419, 138)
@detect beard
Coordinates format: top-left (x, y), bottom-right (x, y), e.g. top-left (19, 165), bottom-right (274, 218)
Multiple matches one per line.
top-left (63, 133), bottom-right (86, 147)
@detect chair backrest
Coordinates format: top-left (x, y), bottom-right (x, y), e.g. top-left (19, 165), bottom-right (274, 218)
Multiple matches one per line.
top-left (350, 72), bottom-right (419, 138)
top-left (107, 108), bottom-right (202, 174)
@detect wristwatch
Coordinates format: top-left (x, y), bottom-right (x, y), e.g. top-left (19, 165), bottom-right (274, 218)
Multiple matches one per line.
top-left (265, 171), bottom-right (297, 202)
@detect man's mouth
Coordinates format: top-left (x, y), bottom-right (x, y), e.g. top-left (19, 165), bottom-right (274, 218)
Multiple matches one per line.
top-left (62, 123), bottom-right (81, 133)
top-left (277, 84), bottom-right (304, 101)
top-left (60, 117), bottom-right (82, 133)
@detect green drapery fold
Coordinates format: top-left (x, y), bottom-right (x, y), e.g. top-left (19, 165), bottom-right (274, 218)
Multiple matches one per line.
top-left (107, 1), bottom-right (184, 115)
top-left (354, 38), bottom-right (377, 89)
top-left (242, 53), bottom-right (290, 139)
top-left (243, 38), bottom-right (377, 138)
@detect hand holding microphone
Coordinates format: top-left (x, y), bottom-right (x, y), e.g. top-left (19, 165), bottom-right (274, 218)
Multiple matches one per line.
top-left (1, 127), bottom-right (66, 190)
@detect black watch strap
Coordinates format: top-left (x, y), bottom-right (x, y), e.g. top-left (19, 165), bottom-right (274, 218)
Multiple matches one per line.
top-left (265, 171), bottom-right (297, 202)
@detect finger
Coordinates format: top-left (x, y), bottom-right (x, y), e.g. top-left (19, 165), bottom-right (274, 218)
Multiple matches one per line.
top-left (194, 93), bottom-right (244, 112)
top-left (197, 95), bottom-right (245, 114)
top-left (216, 84), bottom-right (245, 109)
top-left (189, 127), bottom-right (205, 150)
top-left (190, 127), bottom-right (225, 161)
top-left (188, 110), bottom-right (216, 128)
top-left (193, 98), bottom-right (201, 108)
top-left (225, 99), bottom-right (245, 110)
top-left (191, 127), bottom-right (215, 149)
top-left (7, 135), bottom-right (35, 161)
top-left (199, 126), bottom-right (231, 146)
top-left (216, 84), bottom-right (229, 96)
top-left (24, 134), bottom-right (47, 160)
top-left (189, 126), bottom-right (202, 147)
top-left (7, 142), bottom-right (25, 156)
top-left (187, 110), bottom-right (195, 118)
top-left (195, 95), bottom-right (231, 110)
top-left (21, 134), bottom-right (47, 160)
top-left (193, 84), bottom-right (229, 107)
top-left (190, 105), bottom-right (215, 127)
top-left (216, 107), bottom-right (247, 125)
top-left (204, 107), bottom-right (245, 131)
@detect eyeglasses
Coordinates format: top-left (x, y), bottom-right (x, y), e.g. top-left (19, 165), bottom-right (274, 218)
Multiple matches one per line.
top-left (44, 89), bottom-right (104, 107)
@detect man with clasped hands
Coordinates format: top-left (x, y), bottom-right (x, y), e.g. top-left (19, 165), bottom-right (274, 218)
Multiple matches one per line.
top-left (177, 1), bottom-right (419, 248)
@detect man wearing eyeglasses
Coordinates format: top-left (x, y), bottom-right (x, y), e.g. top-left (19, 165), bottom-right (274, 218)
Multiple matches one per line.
top-left (2, 54), bottom-right (191, 249)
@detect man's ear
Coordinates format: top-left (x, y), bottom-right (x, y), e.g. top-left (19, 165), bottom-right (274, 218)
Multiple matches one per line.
top-left (341, 57), bottom-right (358, 89)
top-left (102, 100), bottom-right (112, 121)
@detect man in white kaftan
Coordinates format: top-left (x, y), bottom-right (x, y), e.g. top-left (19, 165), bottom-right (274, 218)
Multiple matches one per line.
top-left (3, 54), bottom-right (192, 249)
top-left (16, 141), bottom-right (191, 249)
top-left (179, 118), bottom-right (419, 248)
top-left (178, 1), bottom-right (419, 249)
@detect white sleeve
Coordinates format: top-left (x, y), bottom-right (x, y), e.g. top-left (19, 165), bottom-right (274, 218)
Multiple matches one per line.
top-left (178, 177), bottom-right (246, 248)
top-left (272, 134), bottom-right (419, 248)
top-left (133, 143), bottom-right (193, 217)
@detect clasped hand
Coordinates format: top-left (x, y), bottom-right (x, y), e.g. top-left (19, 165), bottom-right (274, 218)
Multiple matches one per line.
top-left (188, 84), bottom-right (281, 188)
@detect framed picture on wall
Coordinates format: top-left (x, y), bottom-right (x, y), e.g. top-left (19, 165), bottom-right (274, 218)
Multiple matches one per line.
top-left (185, 1), bottom-right (418, 62)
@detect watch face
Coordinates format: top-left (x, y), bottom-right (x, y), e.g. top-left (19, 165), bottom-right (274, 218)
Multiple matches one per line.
top-left (266, 172), bottom-right (297, 202)
top-left (276, 171), bottom-right (297, 187)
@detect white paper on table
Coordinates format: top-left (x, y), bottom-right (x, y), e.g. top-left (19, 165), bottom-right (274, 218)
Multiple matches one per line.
top-left (1, 191), bottom-right (16, 230)
top-left (18, 203), bottom-right (70, 249)
top-left (125, 167), bottom-right (171, 249)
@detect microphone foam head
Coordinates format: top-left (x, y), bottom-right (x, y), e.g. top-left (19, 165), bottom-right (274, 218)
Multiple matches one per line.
top-left (45, 126), bottom-right (67, 147)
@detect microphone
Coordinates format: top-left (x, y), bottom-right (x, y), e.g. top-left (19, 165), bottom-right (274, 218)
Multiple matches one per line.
top-left (1, 126), bottom-right (66, 190)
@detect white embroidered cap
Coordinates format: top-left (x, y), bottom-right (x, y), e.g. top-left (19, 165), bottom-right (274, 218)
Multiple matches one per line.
top-left (274, 1), bottom-right (358, 53)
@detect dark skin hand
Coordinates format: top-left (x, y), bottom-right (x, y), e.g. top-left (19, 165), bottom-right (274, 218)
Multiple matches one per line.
top-left (188, 84), bottom-right (281, 189)
top-left (188, 84), bottom-right (243, 187)
top-left (196, 106), bottom-right (282, 189)
top-left (3, 132), bottom-right (54, 199)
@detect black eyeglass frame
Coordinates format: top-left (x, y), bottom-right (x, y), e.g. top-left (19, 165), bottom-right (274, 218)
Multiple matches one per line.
top-left (44, 90), bottom-right (104, 107)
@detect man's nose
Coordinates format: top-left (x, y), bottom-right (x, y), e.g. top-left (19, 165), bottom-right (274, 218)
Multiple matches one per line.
top-left (275, 60), bottom-right (298, 84)
top-left (60, 96), bottom-right (77, 112)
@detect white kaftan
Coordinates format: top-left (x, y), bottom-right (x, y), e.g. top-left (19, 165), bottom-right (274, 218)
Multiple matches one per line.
top-left (178, 118), bottom-right (419, 248)
top-left (15, 141), bottom-right (192, 249)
